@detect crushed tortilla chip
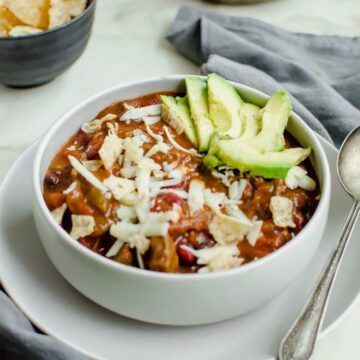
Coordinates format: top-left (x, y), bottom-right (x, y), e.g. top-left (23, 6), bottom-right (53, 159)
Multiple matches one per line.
top-left (70, 214), bottom-right (95, 240)
top-left (65, 0), bottom-right (87, 17)
top-left (9, 25), bottom-right (42, 36)
top-left (0, 0), bottom-right (87, 36)
top-left (51, 203), bottom-right (67, 224)
top-left (0, 5), bottom-right (24, 35)
top-left (4, 0), bottom-right (46, 28)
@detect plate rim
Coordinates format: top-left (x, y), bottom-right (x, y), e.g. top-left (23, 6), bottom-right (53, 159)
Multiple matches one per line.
top-left (0, 135), bottom-right (356, 360)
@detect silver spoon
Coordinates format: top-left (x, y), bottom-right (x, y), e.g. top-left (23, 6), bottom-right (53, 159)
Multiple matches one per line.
top-left (279, 125), bottom-right (360, 360)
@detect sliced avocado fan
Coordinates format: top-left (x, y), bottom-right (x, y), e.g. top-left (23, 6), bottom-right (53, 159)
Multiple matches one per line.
top-left (159, 74), bottom-right (311, 179)
top-left (185, 77), bottom-right (215, 152)
top-left (204, 140), bottom-right (311, 179)
top-left (160, 95), bottom-right (198, 147)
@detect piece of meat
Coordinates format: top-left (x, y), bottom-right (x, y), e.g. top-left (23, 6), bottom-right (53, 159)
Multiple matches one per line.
top-left (148, 236), bottom-right (179, 273)
top-left (66, 182), bottom-right (95, 216)
top-left (113, 245), bottom-right (133, 266)
top-left (169, 207), bottom-right (213, 238)
top-left (44, 192), bottom-right (66, 210)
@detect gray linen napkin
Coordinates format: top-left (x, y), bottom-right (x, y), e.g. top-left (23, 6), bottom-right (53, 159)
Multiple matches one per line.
top-left (0, 291), bottom-right (88, 359)
top-left (166, 6), bottom-right (360, 147)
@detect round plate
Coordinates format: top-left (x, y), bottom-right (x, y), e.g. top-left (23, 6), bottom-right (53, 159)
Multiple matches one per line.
top-left (0, 137), bottom-right (358, 360)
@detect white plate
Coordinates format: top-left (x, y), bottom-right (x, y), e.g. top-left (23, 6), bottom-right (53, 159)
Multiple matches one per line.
top-left (0, 137), bottom-right (358, 360)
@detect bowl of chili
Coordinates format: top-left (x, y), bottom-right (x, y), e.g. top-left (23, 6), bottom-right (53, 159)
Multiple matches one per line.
top-left (33, 75), bottom-right (331, 325)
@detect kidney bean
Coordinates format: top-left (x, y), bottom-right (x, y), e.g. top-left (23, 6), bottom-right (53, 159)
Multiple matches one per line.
top-left (74, 130), bottom-right (89, 149)
top-left (45, 170), bottom-right (61, 187)
top-left (86, 132), bottom-right (105, 160)
top-left (177, 244), bottom-right (196, 266)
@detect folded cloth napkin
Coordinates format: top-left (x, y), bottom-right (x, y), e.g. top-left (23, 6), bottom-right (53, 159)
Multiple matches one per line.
top-left (0, 289), bottom-right (88, 359)
top-left (166, 6), bottom-right (360, 147)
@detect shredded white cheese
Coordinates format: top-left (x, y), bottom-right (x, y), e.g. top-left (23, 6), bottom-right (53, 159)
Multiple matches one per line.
top-left (225, 204), bottom-right (252, 224)
top-left (143, 116), bottom-right (161, 125)
top-left (81, 114), bottom-right (117, 134)
top-left (145, 123), bottom-right (163, 142)
top-left (68, 155), bottom-right (109, 193)
top-left (188, 179), bottom-right (205, 214)
top-left (163, 126), bottom-right (203, 158)
top-left (120, 104), bottom-right (162, 121)
top-left (62, 181), bottom-right (77, 195)
top-left (70, 215), bottom-right (95, 240)
top-left (135, 168), bottom-right (151, 197)
top-left (145, 142), bottom-right (171, 158)
top-left (82, 160), bottom-right (102, 172)
top-left (120, 192), bottom-right (139, 206)
top-left (203, 189), bottom-right (226, 215)
top-left (285, 166), bottom-right (316, 191)
top-left (116, 205), bottom-right (138, 222)
top-left (247, 220), bottom-right (263, 246)
top-left (153, 189), bottom-right (188, 199)
top-left (211, 171), bottom-right (230, 187)
top-left (51, 203), bottom-right (67, 224)
top-left (120, 166), bottom-right (137, 179)
top-left (162, 161), bottom-right (177, 172)
top-left (270, 196), bottom-right (296, 228)
top-left (229, 179), bottom-right (247, 201)
top-left (181, 245), bottom-right (243, 272)
top-left (135, 194), bottom-right (150, 223)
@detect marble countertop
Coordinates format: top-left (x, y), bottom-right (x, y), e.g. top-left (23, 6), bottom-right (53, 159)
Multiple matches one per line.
top-left (0, 0), bottom-right (359, 358)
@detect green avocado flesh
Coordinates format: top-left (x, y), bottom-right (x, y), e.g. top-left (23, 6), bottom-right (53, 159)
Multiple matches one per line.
top-left (185, 77), bottom-right (214, 152)
top-left (204, 141), bottom-right (311, 178)
top-left (208, 73), bottom-right (244, 138)
top-left (245, 91), bottom-right (291, 152)
top-left (238, 103), bottom-right (260, 140)
top-left (160, 95), bottom-right (198, 146)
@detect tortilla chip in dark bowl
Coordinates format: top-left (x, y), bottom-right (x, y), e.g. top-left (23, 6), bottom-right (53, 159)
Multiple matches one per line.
top-left (0, 0), bottom-right (96, 88)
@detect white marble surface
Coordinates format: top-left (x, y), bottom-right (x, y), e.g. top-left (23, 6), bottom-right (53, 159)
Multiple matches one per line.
top-left (0, 0), bottom-right (359, 358)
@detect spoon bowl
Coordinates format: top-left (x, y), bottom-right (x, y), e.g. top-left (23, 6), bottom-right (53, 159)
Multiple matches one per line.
top-left (337, 126), bottom-right (360, 200)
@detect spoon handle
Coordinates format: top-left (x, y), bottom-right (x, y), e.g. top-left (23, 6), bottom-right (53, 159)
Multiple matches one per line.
top-left (279, 200), bottom-right (360, 360)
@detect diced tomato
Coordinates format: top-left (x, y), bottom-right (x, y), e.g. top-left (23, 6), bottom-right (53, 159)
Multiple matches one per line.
top-left (161, 192), bottom-right (186, 208)
top-left (162, 179), bottom-right (186, 190)
top-left (142, 95), bottom-right (160, 107)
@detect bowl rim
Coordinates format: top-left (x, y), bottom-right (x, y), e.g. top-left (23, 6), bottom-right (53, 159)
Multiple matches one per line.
top-left (33, 74), bottom-right (331, 280)
top-left (0, 0), bottom-right (96, 41)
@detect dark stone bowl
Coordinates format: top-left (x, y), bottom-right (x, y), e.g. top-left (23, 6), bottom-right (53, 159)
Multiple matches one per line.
top-left (0, 0), bottom-right (96, 88)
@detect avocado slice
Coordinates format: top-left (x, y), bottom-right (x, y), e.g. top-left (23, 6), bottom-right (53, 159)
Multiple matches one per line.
top-left (185, 77), bottom-right (214, 152)
top-left (160, 95), bottom-right (198, 146)
top-left (207, 73), bottom-right (244, 139)
top-left (245, 91), bottom-right (291, 153)
top-left (204, 139), bottom-right (311, 178)
top-left (238, 103), bottom-right (260, 141)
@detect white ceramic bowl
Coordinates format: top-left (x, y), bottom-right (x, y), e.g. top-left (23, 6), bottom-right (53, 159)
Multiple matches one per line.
top-left (33, 76), bottom-right (331, 325)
